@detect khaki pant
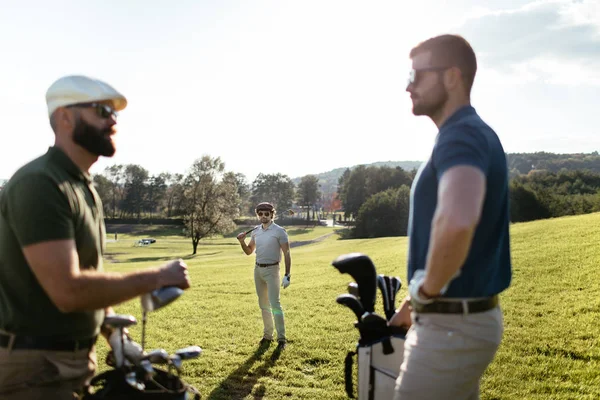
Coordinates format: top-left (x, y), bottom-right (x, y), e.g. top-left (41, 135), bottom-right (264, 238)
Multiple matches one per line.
top-left (394, 307), bottom-right (503, 400)
top-left (0, 335), bottom-right (96, 400)
top-left (254, 264), bottom-right (286, 341)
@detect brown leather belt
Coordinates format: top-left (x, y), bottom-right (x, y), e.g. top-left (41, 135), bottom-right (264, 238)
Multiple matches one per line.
top-left (0, 332), bottom-right (97, 351)
top-left (412, 295), bottom-right (499, 314)
top-left (256, 262), bottom-right (279, 268)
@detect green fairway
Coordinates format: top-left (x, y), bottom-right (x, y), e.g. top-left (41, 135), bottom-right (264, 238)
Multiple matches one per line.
top-left (99, 217), bottom-right (600, 399)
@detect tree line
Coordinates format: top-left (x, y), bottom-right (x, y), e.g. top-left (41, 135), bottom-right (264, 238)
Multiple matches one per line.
top-left (93, 155), bottom-right (328, 253)
top-left (93, 152), bottom-right (600, 245)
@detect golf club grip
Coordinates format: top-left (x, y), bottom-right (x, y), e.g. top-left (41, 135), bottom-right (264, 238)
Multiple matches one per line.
top-left (245, 226), bottom-right (257, 235)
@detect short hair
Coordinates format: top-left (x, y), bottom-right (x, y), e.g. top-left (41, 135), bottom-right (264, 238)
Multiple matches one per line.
top-left (410, 34), bottom-right (477, 94)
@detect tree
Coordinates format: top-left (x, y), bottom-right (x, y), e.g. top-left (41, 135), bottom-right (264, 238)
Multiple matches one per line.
top-left (183, 155), bottom-right (240, 254)
top-left (230, 172), bottom-right (252, 216)
top-left (353, 186), bottom-right (411, 238)
top-left (104, 165), bottom-right (125, 218)
top-left (251, 173), bottom-right (295, 211)
top-left (163, 173), bottom-right (185, 217)
top-left (145, 173), bottom-right (168, 218)
top-left (297, 175), bottom-right (321, 221)
top-left (92, 174), bottom-right (112, 216)
top-left (121, 164), bottom-right (149, 219)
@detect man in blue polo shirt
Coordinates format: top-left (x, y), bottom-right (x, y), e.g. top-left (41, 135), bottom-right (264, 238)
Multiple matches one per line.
top-left (390, 34), bottom-right (512, 400)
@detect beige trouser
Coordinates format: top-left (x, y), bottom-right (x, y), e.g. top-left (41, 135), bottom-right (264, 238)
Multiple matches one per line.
top-left (394, 306), bottom-right (504, 400)
top-left (0, 333), bottom-right (96, 400)
top-left (254, 264), bottom-right (286, 341)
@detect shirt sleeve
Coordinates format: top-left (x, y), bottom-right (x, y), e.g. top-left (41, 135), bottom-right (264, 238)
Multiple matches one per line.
top-left (5, 174), bottom-right (75, 246)
top-left (432, 124), bottom-right (490, 179)
top-left (278, 228), bottom-right (289, 245)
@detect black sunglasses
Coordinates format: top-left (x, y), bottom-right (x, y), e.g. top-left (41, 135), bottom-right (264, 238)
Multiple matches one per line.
top-left (67, 102), bottom-right (118, 119)
top-left (407, 67), bottom-right (449, 85)
top-left (257, 211), bottom-right (271, 216)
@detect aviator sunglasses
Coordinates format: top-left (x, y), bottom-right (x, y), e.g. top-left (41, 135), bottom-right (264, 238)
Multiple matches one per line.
top-left (257, 211), bottom-right (271, 217)
top-left (67, 102), bottom-right (118, 119)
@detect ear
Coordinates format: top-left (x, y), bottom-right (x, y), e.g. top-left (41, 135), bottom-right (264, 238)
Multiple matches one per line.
top-left (55, 108), bottom-right (77, 131)
top-left (443, 67), bottom-right (462, 91)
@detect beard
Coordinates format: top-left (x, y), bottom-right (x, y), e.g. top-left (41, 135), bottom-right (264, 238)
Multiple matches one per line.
top-left (412, 81), bottom-right (448, 118)
top-left (72, 118), bottom-right (116, 157)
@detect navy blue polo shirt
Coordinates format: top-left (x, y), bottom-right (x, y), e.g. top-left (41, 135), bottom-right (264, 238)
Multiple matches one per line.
top-left (407, 106), bottom-right (511, 298)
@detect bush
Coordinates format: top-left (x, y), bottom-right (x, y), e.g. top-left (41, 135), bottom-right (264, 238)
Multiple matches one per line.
top-left (352, 185), bottom-right (410, 238)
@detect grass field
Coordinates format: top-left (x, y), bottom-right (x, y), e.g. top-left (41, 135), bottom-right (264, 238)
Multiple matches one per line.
top-left (98, 216), bottom-right (600, 400)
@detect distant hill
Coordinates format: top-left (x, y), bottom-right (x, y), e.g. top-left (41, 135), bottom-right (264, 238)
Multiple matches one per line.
top-left (290, 152), bottom-right (600, 195)
top-left (291, 161), bottom-right (423, 195)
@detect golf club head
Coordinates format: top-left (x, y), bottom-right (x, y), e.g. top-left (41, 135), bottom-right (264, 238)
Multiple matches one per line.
top-left (347, 282), bottom-right (360, 298)
top-left (388, 276), bottom-right (402, 319)
top-left (332, 253), bottom-right (377, 313)
top-left (168, 354), bottom-right (183, 374)
top-left (139, 360), bottom-right (155, 381)
top-left (336, 293), bottom-right (365, 321)
top-left (377, 275), bottom-right (390, 318)
top-left (175, 345), bottom-right (202, 360)
top-left (141, 286), bottom-right (184, 312)
top-left (356, 312), bottom-right (391, 345)
top-left (103, 314), bottom-right (137, 329)
top-left (126, 371), bottom-right (145, 391)
top-left (142, 349), bottom-right (170, 364)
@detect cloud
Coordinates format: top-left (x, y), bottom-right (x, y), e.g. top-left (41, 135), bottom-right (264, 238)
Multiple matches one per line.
top-left (458, 0), bottom-right (600, 85)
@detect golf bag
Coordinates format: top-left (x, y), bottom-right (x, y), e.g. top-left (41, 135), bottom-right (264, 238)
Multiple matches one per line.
top-left (83, 368), bottom-right (200, 400)
top-left (331, 253), bottom-right (408, 399)
top-left (344, 329), bottom-right (406, 400)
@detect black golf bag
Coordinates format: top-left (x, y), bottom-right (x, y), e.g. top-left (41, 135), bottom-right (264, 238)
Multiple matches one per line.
top-left (83, 367), bottom-right (201, 400)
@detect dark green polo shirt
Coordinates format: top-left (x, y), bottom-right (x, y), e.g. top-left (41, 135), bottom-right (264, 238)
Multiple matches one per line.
top-left (0, 147), bottom-right (106, 339)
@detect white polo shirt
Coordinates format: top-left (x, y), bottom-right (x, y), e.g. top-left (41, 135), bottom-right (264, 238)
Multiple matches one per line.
top-left (253, 222), bottom-right (289, 264)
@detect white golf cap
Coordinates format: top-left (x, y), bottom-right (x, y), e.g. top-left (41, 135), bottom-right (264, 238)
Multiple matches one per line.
top-left (45, 75), bottom-right (127, 117)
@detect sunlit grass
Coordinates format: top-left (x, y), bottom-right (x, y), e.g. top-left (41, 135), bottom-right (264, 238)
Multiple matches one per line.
top-left (99, 215), bottom-right (600, 399)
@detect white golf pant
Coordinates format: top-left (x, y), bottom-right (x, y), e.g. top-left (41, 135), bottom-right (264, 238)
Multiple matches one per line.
top-left (394, 307), bottom-right (503, 400)
top-left (254, 264), bottom-right (286, 341)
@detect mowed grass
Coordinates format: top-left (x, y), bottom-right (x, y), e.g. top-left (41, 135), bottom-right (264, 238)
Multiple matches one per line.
top-left (98, 216), bottom-right (600, 399)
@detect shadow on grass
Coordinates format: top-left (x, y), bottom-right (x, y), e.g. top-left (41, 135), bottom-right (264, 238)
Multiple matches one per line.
top-left (125, 252), bottom-right (221, 263)
top-left (207, 342), bottom-right (284, 400)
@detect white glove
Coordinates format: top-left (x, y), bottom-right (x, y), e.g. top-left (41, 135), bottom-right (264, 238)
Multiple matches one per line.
top-left (408, 269), bottom-right (460, 305)
top-left (281, 275), bottom-right (291, 289)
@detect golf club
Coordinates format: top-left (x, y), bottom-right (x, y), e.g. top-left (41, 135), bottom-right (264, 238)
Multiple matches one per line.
top-left (377, 275), bottom-right (390, 318)
top-left (139, 359), bottom-right (155, 381)
top-left (141, 349), bottom-right (170, 365)
top-left (388, 276), bottom-right (402, 320)
top-left (103, 314), bottom-right (137, 368)
top-left (168, 354), bottom-right (183, 376)
top-left (332, 253), bottom-right (378, 313)
top-left (175, 346), bottom-right (202, 360)
top-left (348, 282), bottom-right (360, 298)
top-left (336, 293), bottom-right (365, 321)
top-left (140, 286), bottom-right (184, 351)
top-left (357, 312), bottom-right (395, 353)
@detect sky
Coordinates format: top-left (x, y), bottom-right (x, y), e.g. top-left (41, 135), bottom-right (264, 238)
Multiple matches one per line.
top-left (1, 0), bottom-right (598, 183)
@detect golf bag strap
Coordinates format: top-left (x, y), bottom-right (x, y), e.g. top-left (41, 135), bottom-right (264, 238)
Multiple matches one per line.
top-left (344, 350), bottom-right (356, 398)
